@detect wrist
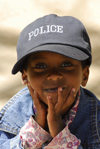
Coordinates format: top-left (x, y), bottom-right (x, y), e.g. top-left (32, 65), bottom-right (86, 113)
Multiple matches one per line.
top-left (48, 115), bottom-right (65, 137)
top-left (33, 114), bottom-right (46, 129)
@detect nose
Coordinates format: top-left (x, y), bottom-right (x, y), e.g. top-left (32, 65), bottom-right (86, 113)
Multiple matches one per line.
top-left (47, 74), bottom-right (63, 81)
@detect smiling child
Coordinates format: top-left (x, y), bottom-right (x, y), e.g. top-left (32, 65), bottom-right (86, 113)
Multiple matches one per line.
top-left (0, 14), bottom-right (100, 149)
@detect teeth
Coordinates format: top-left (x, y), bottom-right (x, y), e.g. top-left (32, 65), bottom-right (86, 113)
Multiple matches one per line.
top-left (50, 88), bottom-right (58, 91)
top-left (45, 87), bottom-right (58, 92)
top-left (44, 87), bottom-right (66, 93)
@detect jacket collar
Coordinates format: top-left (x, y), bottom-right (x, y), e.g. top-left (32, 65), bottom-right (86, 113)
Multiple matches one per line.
top-left (0, 87), bottom-right (34, 135)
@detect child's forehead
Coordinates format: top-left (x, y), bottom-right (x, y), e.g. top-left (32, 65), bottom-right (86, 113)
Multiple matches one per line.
top-left (29, 51), bottom-right (68, 60)
top-left (28, 51), bottom-right (80, 64)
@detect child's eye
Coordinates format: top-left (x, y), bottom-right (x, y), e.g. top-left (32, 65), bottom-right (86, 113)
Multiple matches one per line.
top-left (61, 62), bottom-right (72, 67)
top-left (33, 63), bottom-right (47, 72)
top-left (61, 62), bottom-right (74, 71)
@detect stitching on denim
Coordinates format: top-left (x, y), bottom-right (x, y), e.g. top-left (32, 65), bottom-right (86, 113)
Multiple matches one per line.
top-left (0, 127), bottom-right (18, 135)
top-left (0, 121), bottom-right (20, 135)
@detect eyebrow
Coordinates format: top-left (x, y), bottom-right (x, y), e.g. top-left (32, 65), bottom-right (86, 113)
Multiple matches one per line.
top-left (30, 54), bottom-right (45, 60)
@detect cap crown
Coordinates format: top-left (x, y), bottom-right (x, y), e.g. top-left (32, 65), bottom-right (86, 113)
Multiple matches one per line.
top-left (12, 14), bottom-right (92, 74)
top-left (17, 14), bottom-right (91, 61)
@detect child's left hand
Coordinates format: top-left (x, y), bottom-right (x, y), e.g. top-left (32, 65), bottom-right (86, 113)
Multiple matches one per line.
top-left (47, 87), bottom-right (76, 137)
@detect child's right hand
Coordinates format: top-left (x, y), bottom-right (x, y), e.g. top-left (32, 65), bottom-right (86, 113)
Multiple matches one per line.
top-left (27, 84), bottom-right (47, 129)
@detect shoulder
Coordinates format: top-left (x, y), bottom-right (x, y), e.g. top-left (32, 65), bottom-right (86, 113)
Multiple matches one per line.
top-left (80, 87), bottom-right (100, 115)
top-left (81, 88), bottom-right (100, 145)
top-left (72, 87), bottom-right (100, 146)
top-left (0, 87), bottom-right (33, 117)
top-left (80, 87), bottom-right (100, 103)
top-left (0, 87), bottom-right (34, 134)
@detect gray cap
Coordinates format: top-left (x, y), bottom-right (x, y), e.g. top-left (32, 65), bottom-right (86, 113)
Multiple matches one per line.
top-left (12, 14), bottom-right (92, 74)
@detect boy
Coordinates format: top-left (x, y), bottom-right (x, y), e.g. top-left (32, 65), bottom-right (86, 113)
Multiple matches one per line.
top-left (0, 14), bottom-right (100, 149)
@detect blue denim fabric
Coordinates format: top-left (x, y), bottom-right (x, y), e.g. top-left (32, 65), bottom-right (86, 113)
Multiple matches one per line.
top-left (87, 94), bottom-right (100, 149)
top-left (0, 87), bottom-right (34, 149)
top-left (0, 87), bottom-right (100, 148)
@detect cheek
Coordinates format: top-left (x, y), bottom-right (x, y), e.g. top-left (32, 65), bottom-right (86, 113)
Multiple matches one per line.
top-left (28, 76), bottom-right (43, 90)
top-left (27, 73), bottom-right (48, 102)
top-left (64, 71), bottom-right (82, 89)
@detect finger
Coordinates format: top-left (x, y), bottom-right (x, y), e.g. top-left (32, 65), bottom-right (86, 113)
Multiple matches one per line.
top-left (27, 84), bottom-right (41, 107)
top-left (56, 87), bottom-right (63, 108)
top-left (68, 88), bottom-right (76, 107)
top-left (66, 88), bottom-right (76, 103)
top-left (55, 87), bottom-right (71, 114)
top-left (62, 88), bottom-right (76, 114)
top-left (33, 91), bottom-right (40, 106)
top-left (22, 79), bottom-right (28, 85)
top-left (47, 96), bottom-right (55, 113)
top-left (63, 87), bottom-right (76, 105)
top-left (57, 86), bottom-right (71, 107)
top-left (27, 83), bottom-right (34, 97)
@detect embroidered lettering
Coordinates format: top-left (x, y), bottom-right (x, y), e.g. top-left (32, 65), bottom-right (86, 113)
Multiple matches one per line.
top-left (28, 25), bottom-right (63, 40)
top-left (40, 26), bottom-right (46, 34)
top-left (57, 25), bottom-right (63, 33)
top-left (34, 28), bottom-right (39, 37)
top-left (28, 31), bottom-right (34, 41)
top-left (50, 25), bottom-right (57, 32)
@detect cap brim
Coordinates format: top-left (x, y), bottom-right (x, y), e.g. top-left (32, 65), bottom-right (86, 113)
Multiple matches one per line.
top-left (12, 44), bottom-right (89, 74)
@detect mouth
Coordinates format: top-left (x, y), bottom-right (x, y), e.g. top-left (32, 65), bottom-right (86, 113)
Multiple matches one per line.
top-left (43, 87), bottom-right (66, 93)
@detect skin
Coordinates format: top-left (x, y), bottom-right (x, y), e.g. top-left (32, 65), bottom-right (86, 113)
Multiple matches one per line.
top-left (22, 51), bottom-right (89, 137)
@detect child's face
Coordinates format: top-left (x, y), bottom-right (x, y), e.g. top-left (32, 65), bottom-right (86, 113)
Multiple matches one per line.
top-left (22, 52), bottom-right (89, 106)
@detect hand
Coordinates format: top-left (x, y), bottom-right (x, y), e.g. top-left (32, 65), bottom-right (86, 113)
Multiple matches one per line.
top-left (47, 87), bottom-right (76, 137)
top-left (27, 84), bottom-right (47, 129)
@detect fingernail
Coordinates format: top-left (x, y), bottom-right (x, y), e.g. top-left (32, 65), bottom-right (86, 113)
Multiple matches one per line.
top-left (27, 82), bottom-right (30, 86)
top-left (72, 88), bottom-right (76, 97)
top-left (34, 90), bottom-right (36, 95)
top-left (59, 87), bottom-right (63, 92)
top-left (72, 88), bottom-right (76, 93)
top-left (22, 79), bottom-right (28, 85)
top-left (47, 96), bottom-right (51, 100)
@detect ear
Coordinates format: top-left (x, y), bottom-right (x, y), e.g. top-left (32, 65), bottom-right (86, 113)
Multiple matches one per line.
top-left (81, 66), bottom-right (89, 87)
top-left (22, 70), bottom-right (28, 85)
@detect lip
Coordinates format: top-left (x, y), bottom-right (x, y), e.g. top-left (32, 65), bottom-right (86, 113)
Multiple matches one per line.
top-left (43, 87), bottom-right (66, 93)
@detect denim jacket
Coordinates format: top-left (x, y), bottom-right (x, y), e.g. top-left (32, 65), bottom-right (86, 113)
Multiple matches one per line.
top-left (0, 87), bottom-right (100, 149)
